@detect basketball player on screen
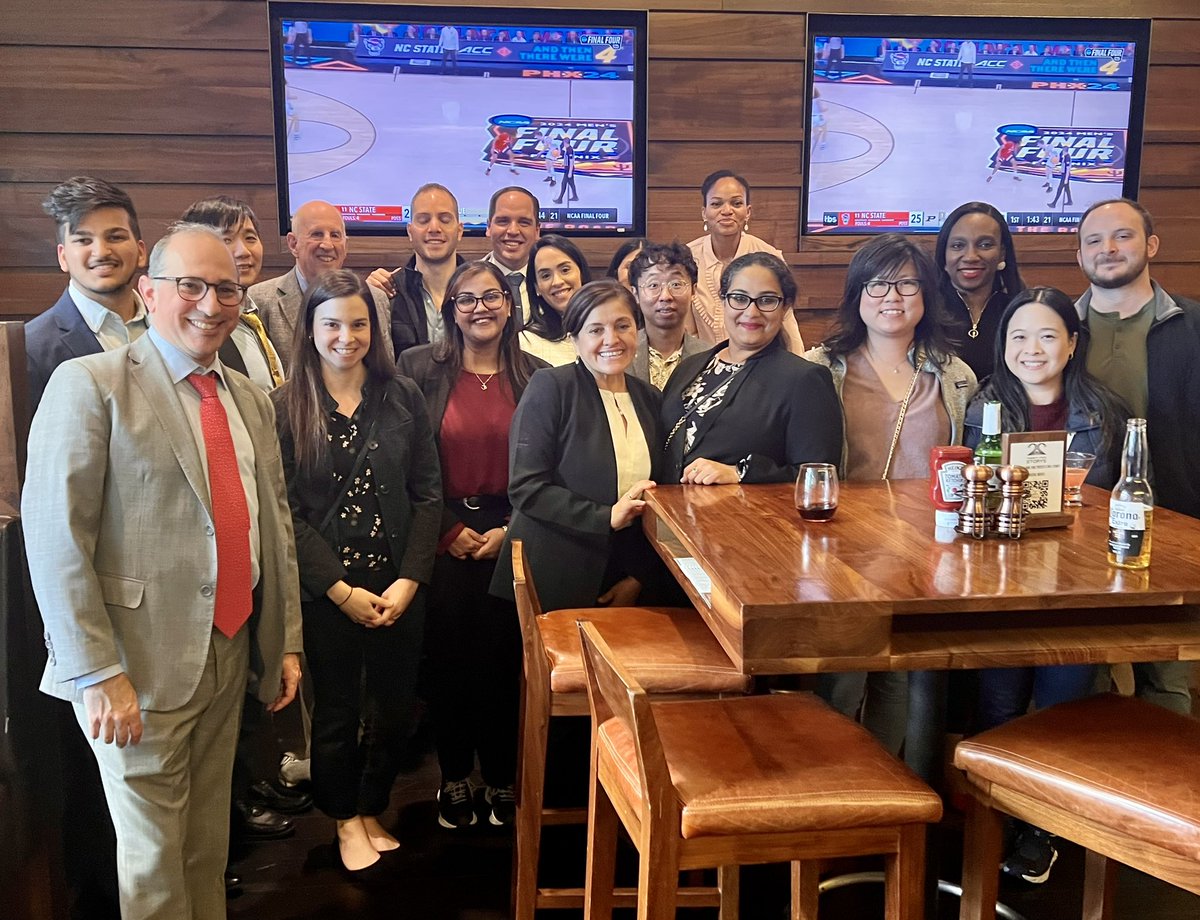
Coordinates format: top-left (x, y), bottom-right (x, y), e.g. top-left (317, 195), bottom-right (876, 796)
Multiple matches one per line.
top-left (987, 134), bottom-right (1022, 183)
top-left (1038, 137), bottom-right (1059, 191)
top-left (485, 130), bottom-right (520, 176)
top-left (1048, 148), bottom-right (1074, 207)
top-left (538, 131), bottom-right (560, 187)
top-left (553, 137), bottom-right (579, 204)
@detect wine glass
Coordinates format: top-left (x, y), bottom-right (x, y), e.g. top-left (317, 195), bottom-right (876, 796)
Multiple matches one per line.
top-left (795, 463), bottom-right (839, 521)
top-left (1063, 452), bottom-right (1096, 506)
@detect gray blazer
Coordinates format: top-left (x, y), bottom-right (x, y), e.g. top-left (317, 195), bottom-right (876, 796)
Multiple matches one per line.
top-left (630, 329), bottom-right (707, 389)
top-left (249, 267), bottom-right (393, 371)
top-left (23, 334), bottom-right (303, 710)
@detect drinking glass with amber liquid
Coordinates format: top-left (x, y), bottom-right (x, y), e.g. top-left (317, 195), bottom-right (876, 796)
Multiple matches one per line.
top-left (796, 463), bottom-right (839, 521)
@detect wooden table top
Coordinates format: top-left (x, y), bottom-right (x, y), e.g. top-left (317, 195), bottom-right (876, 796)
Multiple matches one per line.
top-left (642, 479), bottom-right (1200, 674)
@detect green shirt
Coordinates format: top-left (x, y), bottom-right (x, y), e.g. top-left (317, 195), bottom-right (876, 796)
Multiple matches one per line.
top-left (1085, 296), bottom-right (1153, 419)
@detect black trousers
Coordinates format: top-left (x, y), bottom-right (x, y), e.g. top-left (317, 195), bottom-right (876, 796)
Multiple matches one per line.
top-left (426, 502), bottom-right (522, 788)
top-left (303, 570), bottom-right (425, 820)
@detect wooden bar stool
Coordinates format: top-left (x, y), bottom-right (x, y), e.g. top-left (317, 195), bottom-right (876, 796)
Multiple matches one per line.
top-left (577, 619), bottom-right (943, 920)
top-left (955, 693), bottom-right (1200, 919)
top-left (511, 540), bottom-right (751, 918)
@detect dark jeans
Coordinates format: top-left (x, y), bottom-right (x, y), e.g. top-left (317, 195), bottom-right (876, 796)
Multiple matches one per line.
top-left (303, 570), bottom-right (425, 820)
top-left (976, 664), bottom-right (1098, 733)
top-left (427, 550), bottom-right (521, 787)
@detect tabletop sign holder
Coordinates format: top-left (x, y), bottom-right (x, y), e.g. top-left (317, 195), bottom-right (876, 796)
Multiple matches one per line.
top-left (1002, 430), bottom-right (1073, 529)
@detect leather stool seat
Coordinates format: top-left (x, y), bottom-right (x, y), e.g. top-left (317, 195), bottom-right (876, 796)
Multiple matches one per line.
top-left (599, 692), bottom-right (943, 839)
top-left (955, 693), bottom-right (1200, 862)
top-left (538, 606), bottom-right (751, 696)
top-left (954, 693), bottom-right (1200, 919)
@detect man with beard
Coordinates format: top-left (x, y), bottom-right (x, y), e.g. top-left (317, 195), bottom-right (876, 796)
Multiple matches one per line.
top-left (27, 177), bottom-right (147, 414)
top-left (627, 241), bottom-right (706, 390)
top-left (1075, 198), bottom-right (1199, 715)
top-left (367, 183), bottom-right (465, 357)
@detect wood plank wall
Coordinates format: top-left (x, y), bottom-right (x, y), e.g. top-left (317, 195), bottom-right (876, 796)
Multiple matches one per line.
top-left (2, 0), bottom-right (1198, 345)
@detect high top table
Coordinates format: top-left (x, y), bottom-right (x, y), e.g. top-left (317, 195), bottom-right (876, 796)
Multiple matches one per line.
top-left (643, 479), bottom-right (1200, 676)
top-left (643, 479), bottom-right (1200, 919)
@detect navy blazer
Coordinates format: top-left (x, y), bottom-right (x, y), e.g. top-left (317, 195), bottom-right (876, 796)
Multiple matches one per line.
top-left (25, 288), bottom-right (102, 414)
top-left (660, 337), bottom-right (844, 483)
top-left (490, 361), bottom-right (663, 612)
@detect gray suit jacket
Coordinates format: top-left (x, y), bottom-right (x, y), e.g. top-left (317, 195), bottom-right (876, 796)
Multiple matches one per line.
top-left (249, 267), bottom-right (393, 371)
top-left (22, 334), bottom-right (303, 710)
top-left (630, 329), bottom-right (707, 389)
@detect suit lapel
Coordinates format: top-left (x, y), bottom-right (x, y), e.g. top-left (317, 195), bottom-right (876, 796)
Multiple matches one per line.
top-left (218, 334), bottom-right (248, 376)
top-left (51, 291), bottom-right (105, 360)
top-left (278, 269), bottom-right (303, 346)
top-left (128, 336), bottom-right (211, 512)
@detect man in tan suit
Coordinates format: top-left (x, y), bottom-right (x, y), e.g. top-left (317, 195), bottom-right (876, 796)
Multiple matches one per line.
top-left (248, 199), bottom-right (393, 367)
top-left (23, 223), bottom-right (302, 920)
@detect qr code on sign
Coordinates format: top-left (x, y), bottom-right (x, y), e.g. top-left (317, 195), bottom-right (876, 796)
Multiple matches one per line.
top-left (1023, 477), bottom-right (1050, 512)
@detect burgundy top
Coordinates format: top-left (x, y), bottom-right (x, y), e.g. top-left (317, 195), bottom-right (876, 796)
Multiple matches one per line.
top-left (1029, 394), bottom-right (1068, 432)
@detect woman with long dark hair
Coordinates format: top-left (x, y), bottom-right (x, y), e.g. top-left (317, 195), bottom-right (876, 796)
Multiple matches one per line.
top-left (806, 233), bottom-right (976, 762)
top-left (520, 234), bottom-right (592, 366)
top-left (963, 285), bottom-right (1128, 884)
top-left (934, 201), bottom-right (1025, 379)
top-left (397, 262), bottom-right (547, 829)
top-left (605, 237), bottom-right (647, 290)
top-left (274, 270), bottom-right (441, 874)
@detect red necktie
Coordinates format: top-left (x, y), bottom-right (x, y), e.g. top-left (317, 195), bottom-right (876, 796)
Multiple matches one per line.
top-left (188, 372), bottom-right (253, 638)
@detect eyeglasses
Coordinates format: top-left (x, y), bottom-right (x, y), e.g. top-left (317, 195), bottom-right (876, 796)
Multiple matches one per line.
top-left (722, 291), bottom-right (784, 313)
top-left (452, 289), bottom-right (507, 312)
top-left (863, 278), bottom-right (922, 298)
top-left (152, 276), bottom-right (246, 307)
top-left (640, 279), bottom-right (691, 296)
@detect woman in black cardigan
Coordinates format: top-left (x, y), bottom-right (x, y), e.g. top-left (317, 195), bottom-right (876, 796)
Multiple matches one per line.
top-left (274, 271), bottom-right (441, 874)
top-left (490, 279), bottom-right (666, 614)
top-left (661, 252), bottom-right (843, 484)
top-left (397, 261), bottom-right (546, 829)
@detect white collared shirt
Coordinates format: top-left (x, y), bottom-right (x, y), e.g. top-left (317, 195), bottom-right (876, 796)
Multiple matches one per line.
top-left (68, 281), bottom-right (148, 351)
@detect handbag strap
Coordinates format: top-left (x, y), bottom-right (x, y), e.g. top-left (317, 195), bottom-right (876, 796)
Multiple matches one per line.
top-left (881, 350), bottom-right (925, 481)
top-left (316, 386), bottom-right (384, 535)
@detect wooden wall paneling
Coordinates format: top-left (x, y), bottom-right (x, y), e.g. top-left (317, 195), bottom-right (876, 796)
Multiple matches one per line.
top-left (1139, 144), bottom-right (1200, 187)
top-left (1152, 20), bottom-right (1200, 64)
top-left (0, 135), bottom-right (277, 185)
top-left (646, 188), bottom-right (799, 249)
top-left (0, 46), bottom-right (269, 88)
top-left (1144, 66), bottom-right (1200, 142)
top-left (0, 0), bottom-right (268, 49)
top-left (722, 0), bottom-right (1198, 15)
top-left (647, 12), bottom-right (805, 60)
top-left (648, 61), bottom-right (804, 141)
top-left (647, 141), bottom-right (803, 188)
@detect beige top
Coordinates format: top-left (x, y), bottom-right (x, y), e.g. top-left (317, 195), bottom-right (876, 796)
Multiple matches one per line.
top-left (685, 232), bottom-right (805, 355)
top-left (842, 350), bottom-right (950, 482)
top-left (600, 389), bottom-right (652, 497)
top-left (519, 330), bottom-right (577, 367)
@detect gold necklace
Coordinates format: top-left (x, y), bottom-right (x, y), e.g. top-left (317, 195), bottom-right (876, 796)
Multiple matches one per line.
top-left (958, 290), bottom-right (985, 339)
top-left (865, 344), bottom-right (909, 375)
top-left (473, 371), bottom-right (496, 390)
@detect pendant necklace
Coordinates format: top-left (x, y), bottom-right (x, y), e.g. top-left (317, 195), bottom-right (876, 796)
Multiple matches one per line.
top-left (473, 372), bottom-right (496, 390)
top-left (959, 291), bottom-right (984, 339)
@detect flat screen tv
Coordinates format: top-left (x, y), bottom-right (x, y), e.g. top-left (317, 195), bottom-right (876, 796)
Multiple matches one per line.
top-left (803, 15), bottom-right (1151, 235)
top-left (267, 2), bottom-right (647, 236)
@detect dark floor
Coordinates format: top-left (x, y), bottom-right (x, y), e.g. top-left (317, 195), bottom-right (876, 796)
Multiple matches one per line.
top-left (226, 730), bottom-right (1200, 920)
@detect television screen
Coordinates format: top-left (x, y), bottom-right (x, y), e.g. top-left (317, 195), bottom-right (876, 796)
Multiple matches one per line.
top-left (268, 2), bottom-right (647, 235)
top-left (803, 15), bottom-right (1151, 235)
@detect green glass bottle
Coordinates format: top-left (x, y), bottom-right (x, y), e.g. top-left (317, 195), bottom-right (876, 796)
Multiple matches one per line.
top-left (974, 401), bottom-right (1003, 506)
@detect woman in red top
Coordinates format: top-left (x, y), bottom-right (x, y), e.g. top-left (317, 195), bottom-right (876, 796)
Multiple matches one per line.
top-left (397, 262), bottom-right (547, 829)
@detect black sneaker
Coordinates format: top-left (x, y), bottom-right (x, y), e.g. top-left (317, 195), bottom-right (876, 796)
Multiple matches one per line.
top-left (485, 784), bottom-right (516, 827)
top-left (437, 779), bottom-right (477, 829)
top-left (1001, 826), bottom-right (1058, 884)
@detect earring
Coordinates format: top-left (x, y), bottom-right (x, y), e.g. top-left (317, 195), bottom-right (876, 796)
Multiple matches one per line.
top-left (703, 221), bottom-right (709, 232)
top-left (998, 260), bottom-right (1007, 270)
top-left (744, 222), bottom-right (750, 232)
top-left (1068, 351), bottom-right (1074, 361)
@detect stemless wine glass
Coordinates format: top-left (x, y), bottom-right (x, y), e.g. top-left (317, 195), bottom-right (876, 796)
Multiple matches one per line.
top-left (795, 463), bottom-right (839, 521)
top-left (1063, 451), bottom-right (1096, 506)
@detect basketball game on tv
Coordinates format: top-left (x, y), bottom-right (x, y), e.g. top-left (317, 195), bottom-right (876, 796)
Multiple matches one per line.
top-left (804, 16), bottom-right (1150, 236)
top-left (269, 3), bottom-right (646, 235)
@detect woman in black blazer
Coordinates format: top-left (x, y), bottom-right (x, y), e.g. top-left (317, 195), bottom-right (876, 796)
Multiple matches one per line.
top-left (396, 262), bottom-right (546, 830)
top-left (274, 271), bottom-right (441, 874)
top-left (661, 252), bottom-right (843, 484)
top-left (490, 279), bottom-right (666, 614)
